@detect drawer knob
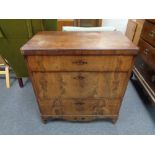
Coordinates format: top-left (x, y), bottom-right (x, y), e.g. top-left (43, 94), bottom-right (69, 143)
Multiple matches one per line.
top-left (72, 59), bottom-right (88, 65)
top-left (73, 75), bottom-right (85, 80)
top-left (149, 30), bottom-right (155, 38)
top-left (144, 48), bottom-right (149, 55)
top-left (75, 102), bottom-right (85, 105)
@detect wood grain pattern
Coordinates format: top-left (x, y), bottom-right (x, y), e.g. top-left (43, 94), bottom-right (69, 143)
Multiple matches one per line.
top-left (40, 98), bottom-right (120, 116)
top-left (32, 72), bottom-right (128, 99)
top-left (21, 31), bottom-right (138, 54)
top-left (21, 31), bottom-right (138, 123)
top-left (27, 56), bottom-right (133, 72)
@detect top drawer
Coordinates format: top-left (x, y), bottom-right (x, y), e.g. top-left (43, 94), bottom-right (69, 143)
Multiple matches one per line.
top-left (27, 55), bottom-right (133, 72)
top-left (141, 21), bottom-right (155, 47)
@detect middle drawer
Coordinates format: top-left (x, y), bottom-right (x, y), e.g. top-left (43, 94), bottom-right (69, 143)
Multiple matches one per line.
top-left (32, 72), bottom-right (128, 99)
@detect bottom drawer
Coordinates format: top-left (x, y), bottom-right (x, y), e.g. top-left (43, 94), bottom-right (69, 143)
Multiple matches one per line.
top-left (39, 98), bottom-right (121, 116)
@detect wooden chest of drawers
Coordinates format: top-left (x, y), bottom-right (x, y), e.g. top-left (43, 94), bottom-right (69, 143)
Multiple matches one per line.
top-left (21, 31), bottom-right (138, 123)
top-left (133, 19), bottom-right (155, 104)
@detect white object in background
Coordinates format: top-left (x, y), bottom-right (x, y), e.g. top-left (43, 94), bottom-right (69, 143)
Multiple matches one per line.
top-left (102, 19), bottom-right (128, 34)
top-left (62, 26), bottom-right (116, 32)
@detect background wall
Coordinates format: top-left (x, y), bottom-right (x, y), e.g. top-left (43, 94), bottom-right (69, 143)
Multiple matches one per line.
top-left (102, 19), bottom-right (128, 34)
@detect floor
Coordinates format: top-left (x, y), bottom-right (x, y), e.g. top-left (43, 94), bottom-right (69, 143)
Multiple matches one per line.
top-left (0, 76), bottom-right (155, 135)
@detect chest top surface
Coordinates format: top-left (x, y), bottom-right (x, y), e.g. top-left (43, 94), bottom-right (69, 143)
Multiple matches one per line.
top-left (21, 31), bottom-right (138, 55)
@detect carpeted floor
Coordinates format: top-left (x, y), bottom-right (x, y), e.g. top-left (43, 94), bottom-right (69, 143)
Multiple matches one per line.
top-left (0, 77), bottom-right (155, 135)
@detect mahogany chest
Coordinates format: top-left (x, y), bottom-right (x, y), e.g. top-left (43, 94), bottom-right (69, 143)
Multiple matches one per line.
top-left (21, 31), bottom-right (138, 123)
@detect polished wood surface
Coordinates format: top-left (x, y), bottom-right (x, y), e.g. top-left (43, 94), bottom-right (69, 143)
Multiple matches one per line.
top-left (21, 31), bottom-right (138, 54)
top-left (22, 31), bottom-right (138, 123)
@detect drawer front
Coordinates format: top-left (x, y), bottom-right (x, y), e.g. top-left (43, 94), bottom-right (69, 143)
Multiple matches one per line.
top-left (39, 98), bottom-right (120, 116)
top-left (141, 21), bottom-right (155, 46)
top-left (27, 56), bottom-right (133, 72)
top-left (32, 72), bottom-right (128, 99)
top-left (139, 39), bottom-right (155, 70)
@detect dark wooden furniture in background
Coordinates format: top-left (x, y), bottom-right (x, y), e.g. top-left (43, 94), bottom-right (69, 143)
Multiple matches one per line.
top-left (21, 31), bottom-right (138, 123)
top-left (126, 19), bottom-right (145, 45)
top-left (74, 19), bottom-right (102, 27)
top-left (133, 19), bottom-right (155, 104)
top-left (57, 19), bottom-right (74, 31)
top-left (57, 19), bottom-right (102, 31)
